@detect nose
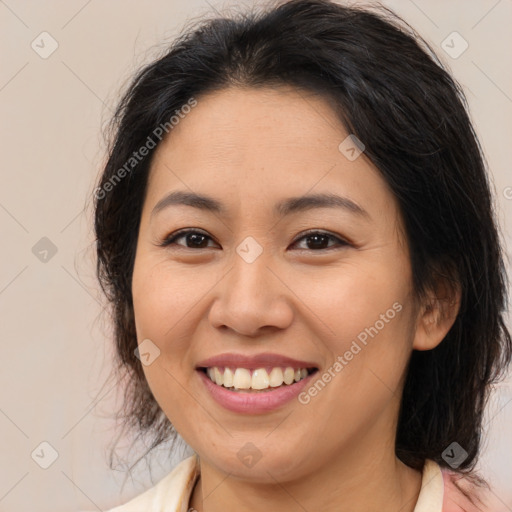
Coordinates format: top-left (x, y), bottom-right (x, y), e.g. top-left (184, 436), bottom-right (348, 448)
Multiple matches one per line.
top-left (208, 247), bottom-right (294, 337)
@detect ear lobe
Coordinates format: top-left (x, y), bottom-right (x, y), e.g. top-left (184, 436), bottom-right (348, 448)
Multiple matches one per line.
top-left (412, 283), bottom-right (461, 352)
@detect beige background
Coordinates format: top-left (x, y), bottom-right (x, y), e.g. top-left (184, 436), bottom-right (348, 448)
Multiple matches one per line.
top-left (0, 0), bottom-right (511, 510)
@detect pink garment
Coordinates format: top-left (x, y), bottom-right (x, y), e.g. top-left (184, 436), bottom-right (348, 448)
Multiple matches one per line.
top-left (441, 468), bottom-right (487, 512)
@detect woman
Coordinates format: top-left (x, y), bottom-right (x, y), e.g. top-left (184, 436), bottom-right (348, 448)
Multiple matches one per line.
top-left (93, 1), bottom-right (512, 510)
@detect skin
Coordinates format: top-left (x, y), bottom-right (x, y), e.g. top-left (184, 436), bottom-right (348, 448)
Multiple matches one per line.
top-left (131, 85), bottom-right (460, 512)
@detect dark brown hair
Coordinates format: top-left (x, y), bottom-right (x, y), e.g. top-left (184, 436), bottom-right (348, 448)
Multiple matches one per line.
top-left (93, 0), bottom-right (512, 482)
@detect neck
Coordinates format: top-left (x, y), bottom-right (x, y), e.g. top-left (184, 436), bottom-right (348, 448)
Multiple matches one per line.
top-left (189, 439), bottom-right (422, 512)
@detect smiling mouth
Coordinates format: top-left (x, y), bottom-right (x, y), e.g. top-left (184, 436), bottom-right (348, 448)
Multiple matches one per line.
top-left (198, 366), bottom-right (318, 392)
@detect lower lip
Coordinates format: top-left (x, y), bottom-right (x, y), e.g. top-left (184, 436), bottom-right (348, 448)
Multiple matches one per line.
top-left (197, 369), bottom-right (316, 414)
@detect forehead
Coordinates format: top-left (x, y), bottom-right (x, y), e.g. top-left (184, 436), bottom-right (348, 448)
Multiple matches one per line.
top-left (144, 86), bottom-right (397, 225)
top-left (161, 85), bottom-right (343, 153)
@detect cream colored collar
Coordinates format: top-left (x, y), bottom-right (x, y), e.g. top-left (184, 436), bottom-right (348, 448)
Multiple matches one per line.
top-left (105, 454), bottom-right (444, 511)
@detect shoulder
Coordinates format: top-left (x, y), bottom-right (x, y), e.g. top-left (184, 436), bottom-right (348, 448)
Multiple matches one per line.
top-left (441, 467), bottom-right (489, 512)
top-left (104, 454), bottom-right (200, 512)
top-left (413, 459), bottom-right (490, 512)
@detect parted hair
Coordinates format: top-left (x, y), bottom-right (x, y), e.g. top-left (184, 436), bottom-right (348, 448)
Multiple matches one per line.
top-left (93, 0), bottom-right (512, 482)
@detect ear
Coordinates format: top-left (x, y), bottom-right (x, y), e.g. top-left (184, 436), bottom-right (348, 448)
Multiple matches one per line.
top-left (412, 275), bottom-right (461, 351)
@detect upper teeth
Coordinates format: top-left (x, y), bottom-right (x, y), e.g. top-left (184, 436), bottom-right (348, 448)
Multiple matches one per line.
top-left (206, 367), bottom-right (309, 390)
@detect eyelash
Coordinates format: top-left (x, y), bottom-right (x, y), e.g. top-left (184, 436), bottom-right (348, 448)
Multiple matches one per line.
top-left (158, 228), bottom-right (350, 252)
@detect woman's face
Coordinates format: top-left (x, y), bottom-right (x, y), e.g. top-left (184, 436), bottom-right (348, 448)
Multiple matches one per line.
top-left (132, 86), bottom-right (423, 482)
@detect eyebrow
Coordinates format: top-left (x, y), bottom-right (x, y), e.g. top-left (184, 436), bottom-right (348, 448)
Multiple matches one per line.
top-left (151, 190), bottom-right (370, 220)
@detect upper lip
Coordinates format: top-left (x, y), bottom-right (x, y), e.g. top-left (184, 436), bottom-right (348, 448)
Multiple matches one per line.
top-left (196, 352), bottom-right (319, 370)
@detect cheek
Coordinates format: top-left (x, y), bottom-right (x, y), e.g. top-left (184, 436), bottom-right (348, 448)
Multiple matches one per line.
top-left (292, 255), bottom-right (414, 406)
top-left (294, 259), bottom-right (409, 343)
top-left (131, 263), bottom-right (204, 440)
top-left (295, 269), bottom-right (412, 446)
top-left (132, 256), bottom-right (202, 346)
top-left (131, 258), bottom-right (194, 393)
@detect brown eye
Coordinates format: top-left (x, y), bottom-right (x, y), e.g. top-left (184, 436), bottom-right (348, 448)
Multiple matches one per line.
top-left (291, 230), bottom-right (349, 251)
top-left (160, 229), bottom-right (218, 249)
top-left (159, 229), bottom-right (349, 251)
